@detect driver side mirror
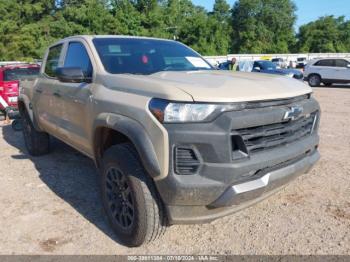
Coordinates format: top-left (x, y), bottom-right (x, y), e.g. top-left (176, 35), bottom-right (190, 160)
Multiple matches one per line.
top-left (253, 66), bottom-right (261, 72)
top-left (56, 67), bottom-right (91, 83)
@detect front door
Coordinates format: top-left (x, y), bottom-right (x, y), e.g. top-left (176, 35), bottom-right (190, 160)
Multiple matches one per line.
top-left (53, 41), bottom-right (94, 156)
top-left (333, 59), bottom-right (350, 82)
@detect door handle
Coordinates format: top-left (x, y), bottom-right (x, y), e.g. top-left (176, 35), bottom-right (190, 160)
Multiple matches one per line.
top-left (35, 88), bottom-right (43, 94)
top-left (53, 92), bottom-right (61, 98)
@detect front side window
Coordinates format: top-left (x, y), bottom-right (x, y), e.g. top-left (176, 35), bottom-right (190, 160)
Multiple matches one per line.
top-left (335, 59), bottom-right (349, 68)
top-left (45, 44), bottom-right (63, 77)
top-left (315, 59), bottom-right (334, 67)
top-left (93, 38), bottom-right (213, 75)
top-left (64, 42), bottom-right (93, 77)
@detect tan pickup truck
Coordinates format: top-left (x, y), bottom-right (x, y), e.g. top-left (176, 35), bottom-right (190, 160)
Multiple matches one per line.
top-left (19, 35), bottom-right (320, 247)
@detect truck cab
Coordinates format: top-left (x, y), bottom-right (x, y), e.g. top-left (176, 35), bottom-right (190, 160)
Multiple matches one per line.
top-left (18, 35), bottom-right (320, 247)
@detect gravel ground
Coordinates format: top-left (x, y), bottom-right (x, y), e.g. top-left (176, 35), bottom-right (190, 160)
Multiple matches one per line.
top-left (0, 87), bottom-right (349, 255)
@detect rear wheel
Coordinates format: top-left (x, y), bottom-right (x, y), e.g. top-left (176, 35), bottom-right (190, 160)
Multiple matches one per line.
top-left (21, 110), bottom-right (50, 156)
top-left (100, 143), bottom-right (166, 247)
top-left (308, 74), bottom-right (321, 87)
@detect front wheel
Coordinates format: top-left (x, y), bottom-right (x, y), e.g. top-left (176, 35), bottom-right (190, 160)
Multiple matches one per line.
top-left (21, 110), bottom-right (50, 156)
top-left (308, 74), bottom-right (321, 87)
top-left (100, 143), bottom-right (166, 247)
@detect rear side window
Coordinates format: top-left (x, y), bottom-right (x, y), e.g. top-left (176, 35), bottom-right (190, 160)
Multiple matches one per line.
top-left (64, 42), bottom-right (93, 77)
top-left (4, 67), bottom-right (40, 81)
top-left (335, 59), bottom-right (349, 67)
top-left (45, 44), bottom-right (63, 77)
top-left (314, 59), bottom-right (334, 67)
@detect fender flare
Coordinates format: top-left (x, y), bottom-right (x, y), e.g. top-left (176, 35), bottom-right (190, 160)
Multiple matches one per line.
top-left (93, 113), bottom-right (161, 178)
top-left (17, 96), bottom-right (41, 131)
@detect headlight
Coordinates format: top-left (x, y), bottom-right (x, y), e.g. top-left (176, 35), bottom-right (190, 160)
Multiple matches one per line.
top-left (149, 98), bottom-right (246, 123)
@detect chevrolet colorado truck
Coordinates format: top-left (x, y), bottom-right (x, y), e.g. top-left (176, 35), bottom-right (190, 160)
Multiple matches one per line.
top-left (19, 36), bottom-right (320, 247)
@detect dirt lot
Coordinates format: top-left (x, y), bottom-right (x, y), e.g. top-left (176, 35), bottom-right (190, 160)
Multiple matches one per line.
top-left (0, 87), bottom-right (349, 255)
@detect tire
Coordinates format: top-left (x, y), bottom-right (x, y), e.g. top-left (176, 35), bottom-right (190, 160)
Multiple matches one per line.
top-left (100, 143), bottom-right (166, 247)
top-left (324, 83), bottom-right (332, 87)
top-left (308, 74), bottom-right (321, 87)
top-left (12, 119), bottom-right (23, 131)
top-left (21, 110), bottom-right (50, 156)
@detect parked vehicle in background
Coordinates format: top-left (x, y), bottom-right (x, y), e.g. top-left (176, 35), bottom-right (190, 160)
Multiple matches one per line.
top-left (304, 58), bottom-right (350, 87)
top-left (296, 57), bottom-right (308, 69)
top-left (271, 58), bottom-right (288, 68)
top-left (236, 60), bottom-right (304, 80)
top-left (20, 35), bottom-right (320, 247)
top-left (0, 63), bottom-right (40, 112)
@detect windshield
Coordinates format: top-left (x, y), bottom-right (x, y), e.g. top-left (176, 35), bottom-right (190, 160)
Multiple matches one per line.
top-left (4, 67), bottom-right (40, 81)
top-left (255, 61), bottom-right (277, 70)
top-left (93, 38), bottom-right (213, 75)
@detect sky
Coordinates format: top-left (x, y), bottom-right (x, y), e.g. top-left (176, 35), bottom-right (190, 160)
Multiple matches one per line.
top-left (192, 0), bottom-right (350, 28)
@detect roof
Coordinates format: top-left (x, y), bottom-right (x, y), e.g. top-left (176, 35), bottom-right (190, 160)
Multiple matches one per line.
top-left (309, 57), bottom-right (350, 61)
top-left (62, 35), bottom-right (176, 42)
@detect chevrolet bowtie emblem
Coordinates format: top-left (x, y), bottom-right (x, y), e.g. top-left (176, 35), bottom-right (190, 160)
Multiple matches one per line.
top-left (283, 106), bottom-right (303, 121)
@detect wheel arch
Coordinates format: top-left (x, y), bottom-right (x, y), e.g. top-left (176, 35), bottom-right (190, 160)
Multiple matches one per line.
top-left (308, 73), bottom-right (322, 79)
top-left (17, 99), bottom-right (41, 131)
top-left (93, 113), bottom-right (161, 179)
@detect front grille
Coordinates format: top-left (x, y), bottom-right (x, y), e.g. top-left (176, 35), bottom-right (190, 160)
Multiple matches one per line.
top-left (237, 112), bottom-right (317, 154)
top-left (174, 147), bottom-right (200, 175)
top-left (244, 94), bottom-right (310, 109)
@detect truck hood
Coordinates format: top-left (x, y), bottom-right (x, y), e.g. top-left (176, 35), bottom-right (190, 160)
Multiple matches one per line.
top-left (149, 70), bottom-right (311, 102)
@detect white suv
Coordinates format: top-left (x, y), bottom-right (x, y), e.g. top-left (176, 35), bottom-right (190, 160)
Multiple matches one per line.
top-left (304, 58), bottom-right (350, 87)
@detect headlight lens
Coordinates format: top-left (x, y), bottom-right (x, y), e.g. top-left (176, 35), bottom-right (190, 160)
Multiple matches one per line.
top-left (165, 103), bottom-right (217, 122)
top-left (149, 98), bottom-right (246, 123)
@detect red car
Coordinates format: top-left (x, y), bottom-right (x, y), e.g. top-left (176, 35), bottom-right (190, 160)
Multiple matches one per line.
top-left (0, 63), bottom-right (40, 112)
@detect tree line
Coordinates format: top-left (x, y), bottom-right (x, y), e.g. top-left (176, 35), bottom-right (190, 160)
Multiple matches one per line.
top-left (0, 0), bottom-right (349, 61)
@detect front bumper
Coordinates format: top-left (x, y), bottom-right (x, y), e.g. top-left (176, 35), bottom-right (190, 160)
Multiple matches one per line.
top-left (154, 96), bottom-right (320, 224)
top-left (167, 150), bottom-right (319, 224)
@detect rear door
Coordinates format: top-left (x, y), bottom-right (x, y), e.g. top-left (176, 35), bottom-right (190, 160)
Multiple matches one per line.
top-left (311, 59), bottom-right (336, 80)
top-left (33, 44), bottom-right (64, 134)
top-left (333, 59), bottom-right (350, 81)
top-left (53, 41), bottom-right (94, 156)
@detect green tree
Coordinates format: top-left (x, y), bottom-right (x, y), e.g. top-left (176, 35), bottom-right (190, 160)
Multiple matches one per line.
top-left (231, 0), bottom-right (296, 53)
top-left (297, 16), bottom-right (350, 53)
top-left (210, 0), bottom-right (232, 54)
top-left (111, 0), bottom-right (143, 35)
top-left (212, 0), bottom-right (231, 21)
